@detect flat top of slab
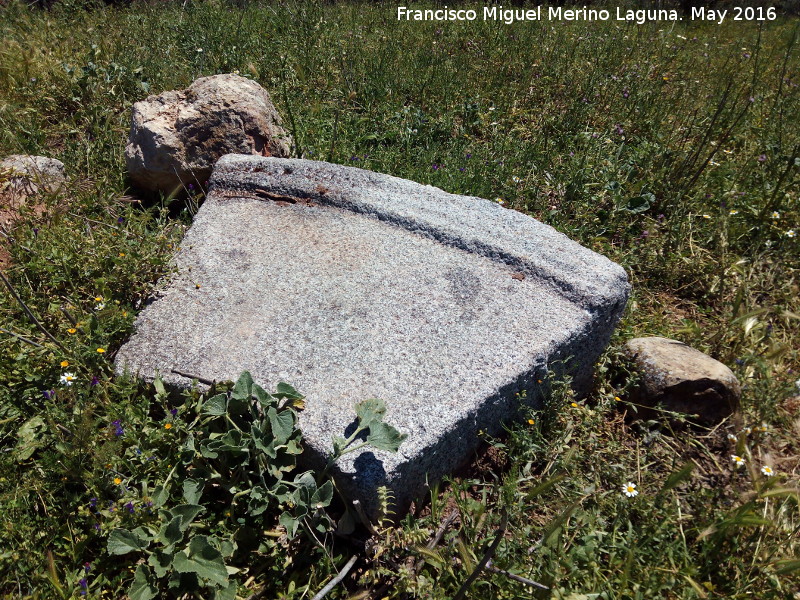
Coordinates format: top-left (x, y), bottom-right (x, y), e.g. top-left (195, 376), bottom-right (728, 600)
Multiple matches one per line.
top-left (116, 156), bottom-right (628, 503)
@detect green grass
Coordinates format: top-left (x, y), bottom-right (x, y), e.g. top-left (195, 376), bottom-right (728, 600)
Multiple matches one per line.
top-left (0, 0), bottom-right (798, 598)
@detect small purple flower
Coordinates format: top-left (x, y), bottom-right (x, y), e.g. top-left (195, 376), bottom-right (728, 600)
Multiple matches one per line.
top-left (170, 408), bottom-right (178, 416)
top-left (735, 358), bottom-right (745, 366)
top-left (657, 214), bottom-right (665, 221)
top-left (112, 420), bottom-right (124, 437)
top-left (125, 501), bottom-right (135, 514)
top-left (33, 227), bottom-right (39, 236)
top-left (614, 124), bottom-right (625, 135)
top-left (465, 153), bottom-right (472, 159)
top-left (89, 497), bottom-right (97, 509)
top-left (459, 167), bottom-right (465, 172)
top-left (43, 390), bottom-right (55, 400)
top-left (84, 563), bottom-right (91, 574)
top-left (622, 89), bottom-right (630, 99)
top-left (188, 183), bottom-right (194, 190)
top-left (117, 217), bottom-right (125, 224)
top-left (93, 523), bottom-right (101, 530)
top-left (758, 154), bottom-right (767, 163)
top-left (640, 230), bottom-right (649, 239)
top-left (749, 96), bottom-right (755, 103)
top-left (90, 376), bottom-right (100, 386)
top-left (350, 155), bottom-right (359, 162)
top-left (432, 163), bottom-right (440, 171)
top-left (79, 577), bottom-right (88, 595)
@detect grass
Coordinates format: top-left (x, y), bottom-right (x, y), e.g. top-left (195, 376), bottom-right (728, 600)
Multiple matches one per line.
top-left (0, 0), bottom-right (799, 598)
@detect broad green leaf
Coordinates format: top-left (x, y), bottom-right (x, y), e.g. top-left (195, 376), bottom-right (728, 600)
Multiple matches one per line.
top-left (129, 565), bottom-right (158, 600)
top-left (183, 479), bottom-right (204, 505)
top-left (171, 536), bottom-right (229, 586)
top-left (214, 580), bottom-right (238, 600)
top-left (170, 504), bottom-right (205, 528)
top-left (148, 547), bottom-right (174, 578)
top-left (276, 382), bottom-right (303, 400)
top-left (159, 516), bottom-right (184, 546)
top-left (355, 398), bottom-right (386, 429)
top-left (232, 371), bottom-right (254, 400)
top-left (251, 424), bottom-right (277, 458)
top-left (202, 394), bottom-right (228, 416)
top-left (247, 487), bottom-right (269, 516)
top-left (14, 416), bottom-right (46, 461)
top-left (108, 528), bottom-right (151, 555)
top-left (218, 539), bottom-right (236, 559)
top-left (284, 438), bottom-right (303, 455)
top-left (311, 480), bottom-right (334, 508)
top-left (227, 395), bottom-right (250, 416)
top-left (366, 421), bottom-right (407, 453)
top-left (279, 511), bottom-right (300, 538)
top-left (620, 193), bottom-right (654, 214)
top-left (251, 383), bottom-right (272, 405)
top-left (268, 407), bottom-right (295, 444)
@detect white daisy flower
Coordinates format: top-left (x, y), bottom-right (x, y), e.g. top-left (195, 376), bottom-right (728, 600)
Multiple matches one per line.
top-left (60, 372), bottom-right (76, 386)
top-left (761, 465), bottom-right (774, 477)
top-left (622, 482), bottom-right (638, 497)
top-left (731, 455), bottom-right (745, 468)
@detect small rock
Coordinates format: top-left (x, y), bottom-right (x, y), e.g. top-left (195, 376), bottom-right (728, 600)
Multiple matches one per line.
top-left (125, 73), bottom-right (292, 194)
top-left (0, 154), bottom-right (66, 201)
top-left (623, 336), bottom-right (740, 425)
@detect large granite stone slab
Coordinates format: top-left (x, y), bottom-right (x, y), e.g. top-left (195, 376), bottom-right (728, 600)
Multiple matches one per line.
top-left (115, 155), bottom-right (629, 515)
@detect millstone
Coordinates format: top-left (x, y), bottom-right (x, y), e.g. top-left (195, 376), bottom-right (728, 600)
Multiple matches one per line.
top-left (115, 155), bottom-right (629, 515)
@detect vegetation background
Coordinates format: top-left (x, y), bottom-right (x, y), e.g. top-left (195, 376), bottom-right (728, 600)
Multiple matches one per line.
top-left (0, 0), bottom-right (798, 598)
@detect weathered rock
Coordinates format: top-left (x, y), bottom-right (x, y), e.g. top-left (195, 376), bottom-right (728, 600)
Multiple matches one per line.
top-left (0, 154), bottom-right (65, 202)
top-left (125, 74), bottom-right (292, 194)
top-left (116, 155), bottom-right (629, 515)
top-left (623, 337), bottom-right (740, 425)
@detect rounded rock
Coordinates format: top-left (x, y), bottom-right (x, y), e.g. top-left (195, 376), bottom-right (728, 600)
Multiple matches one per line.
top-left (125, 74), bottom-right (293, 194)
top-left (623, 336), bottom-right (740, 425)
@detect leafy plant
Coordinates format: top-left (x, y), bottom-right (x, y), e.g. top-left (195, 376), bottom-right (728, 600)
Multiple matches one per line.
top-left (105, 372), bottom-right (405, 598)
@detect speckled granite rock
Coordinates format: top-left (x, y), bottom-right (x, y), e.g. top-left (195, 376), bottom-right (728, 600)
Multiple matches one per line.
top-left (115, 155), bottom-right (629, 516)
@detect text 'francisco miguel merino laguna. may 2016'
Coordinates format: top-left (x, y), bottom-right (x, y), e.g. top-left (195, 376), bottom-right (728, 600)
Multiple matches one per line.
top-left (396, 5), bottom-right (778, 25)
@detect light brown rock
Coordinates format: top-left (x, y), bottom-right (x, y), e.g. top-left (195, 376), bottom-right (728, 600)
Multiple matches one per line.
top-left (0, 154), bottom-right (66, 270)
top-left (0, 155), bottom-right (65, 201)
top-left (623, 336), bottom-right (740, 425)
top-left (125, 74), bottom-right (292, 194)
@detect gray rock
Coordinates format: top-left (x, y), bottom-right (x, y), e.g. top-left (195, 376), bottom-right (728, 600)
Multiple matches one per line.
top-left (623, 336), bottom-right (740, 424)
top-left (125, 74), bottom-right (292, 194)
top-left (0, 154), bottom-right (65, 199)
top-left (115, 155), bottom-right (629, 516)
